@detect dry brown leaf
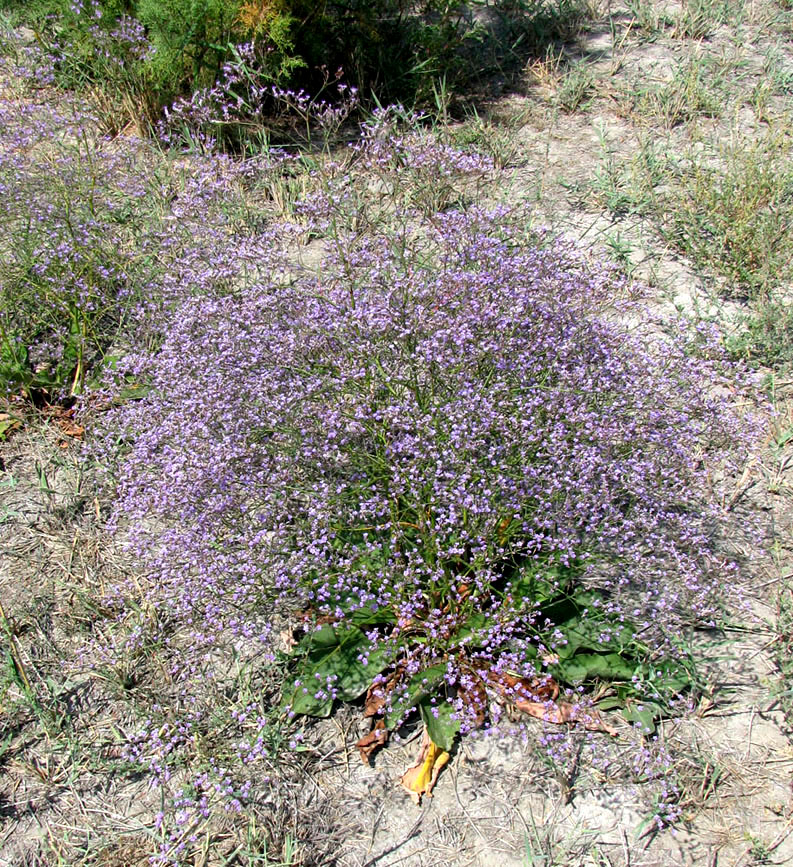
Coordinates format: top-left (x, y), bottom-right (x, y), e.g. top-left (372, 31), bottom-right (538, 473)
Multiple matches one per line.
top-left (364, 665), bottom-right (406, 718)
top-left (58, 417), bottom-right (85, 438)
top-left (440, 582), bottom-right (473, 618)
top-left (518, 698), bottom-right (568, 722)
top-left (483, 668), bottom-right (560, 704)
top-left (400, 729), bottom-right (450, 805)
top-left (298, 606), bottom-right (335, 626)
top-left (363, 681), bottom-right (386, 718)
top-left (527, 700), bottom-right (617, 735)
top-left (44, 405), bottom-right (85, 438)
top-left (457, 674), bottom-right (488, 728)
top-left (355, 718), bottom-right (388, 765)
top-left (563, 704), bottom-right (618, 736)
top-left (481, 667), bottom-right (616, 735)
top-left (278, 628), bottom-right (297, 652)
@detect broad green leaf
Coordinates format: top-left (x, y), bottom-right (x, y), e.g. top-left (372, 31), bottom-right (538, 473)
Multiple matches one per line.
top-left (115, 382), bottom-right (151, 402)
top-left (385, 662), bottom-right (447, 728)
top-left (776, 426), bottom-right (793, 449)
top-left (451, 611), bottom-right (488, 645)
top-left (556, 617), bottom-right (634, 660)
top-left (349, 605), bottom-right (397, 628)
top-left (419, 698), bottom-right (460, 752)
top-left (510, 574), bottom-right (557, 606)
top-left (594, 696), bottom-right (626, 712)
top-left (0, 419), bottom-right (18, 439)
top-left (510, 563), bottom-right (580, 606)
top-left (622, 700), bottom-right (663, 734)
top-left (284, 676), bottom-right (334, 717)
top-left (537, 592), bottom-right (590, 631)
top-left (335, 645), bottom-right (393, 701)
top-left (286, 624), bottom-right (393, 717)
top-left (555, 652), bottom-right (636, 683)
top-left (642, 659), bottom-right (692, 695)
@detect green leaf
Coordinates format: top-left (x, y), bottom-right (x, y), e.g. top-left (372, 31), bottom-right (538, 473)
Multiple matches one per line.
top-left (595, 696), bottom-right (626, 712)
top-left (419, 698), bottom-right (460, 752)
top-left (286, 624), bottom-right (393, 718)
top-left (510, 562), bottom-right (580, 606)
top-left (621, 700), bottom-right (664, 734)
top-left (115, 382), bottom-right (151, 402)
top-left (349, 605), bottom-right (397, 628)
top-left (642, 659), bottom-right (692, 695)
top-left (510, 574), bottom-right (555, 606)
top-left (0, 419), bottom-right (18, 440)
top-left (776, 426), bottom-right (793, 449)
top-left (556, 617), bottom-right (634, 660)
top-left (451, 611), bottom-right (488, 645)
top-left (555, 652), bottom-right (636, 683)
top-left (284, 686), bottom-right (332, 717)
top-left (384, 662), bottom-right (447, 728)
top-left (537, 590), bottom-right (593, 631)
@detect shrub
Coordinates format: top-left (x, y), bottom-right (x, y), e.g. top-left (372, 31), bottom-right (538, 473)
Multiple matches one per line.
top-left (135, 0), bottom-right (243, 90)
top-left (106, 125), bottom-right (754, 768)
top-left (2, 0), bottom-right (287, 127)
top-left (0, 43), bottom-right (161, 396)
top-left (134, 0), bottom-right (297, 108)
top-left (2, 0), bottom-right (598, 129)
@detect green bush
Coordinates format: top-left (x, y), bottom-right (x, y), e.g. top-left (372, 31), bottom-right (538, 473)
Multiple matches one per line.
top-left (1, 0), bottom-right (593, 120)
top-left (136, 0), bottom-right (246, 97)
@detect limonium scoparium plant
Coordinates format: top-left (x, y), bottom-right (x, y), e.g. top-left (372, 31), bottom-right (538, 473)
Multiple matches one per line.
top-left (0, 36), bottom-right (159, 396)
top-left (109, 125), bottom-right (753, 759)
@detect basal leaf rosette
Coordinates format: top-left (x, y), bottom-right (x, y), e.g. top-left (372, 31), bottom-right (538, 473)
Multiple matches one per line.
top-left (112, 203), bottom-right (752, 765)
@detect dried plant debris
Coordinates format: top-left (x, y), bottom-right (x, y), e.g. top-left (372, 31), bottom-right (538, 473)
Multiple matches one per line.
top-left (400, 730), bottom-right (451, 805)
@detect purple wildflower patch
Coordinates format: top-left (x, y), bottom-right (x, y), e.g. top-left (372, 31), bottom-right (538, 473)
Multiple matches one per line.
top-left (107, 128), bottom-right (755, 754)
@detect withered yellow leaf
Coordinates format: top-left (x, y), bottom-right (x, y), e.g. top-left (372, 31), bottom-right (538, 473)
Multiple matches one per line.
top-left (399, 730), bottom-right (450, 805)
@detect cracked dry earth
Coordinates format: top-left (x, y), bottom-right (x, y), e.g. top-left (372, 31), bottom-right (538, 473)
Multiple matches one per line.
top-left (3, 0), bottom-right (793, 863)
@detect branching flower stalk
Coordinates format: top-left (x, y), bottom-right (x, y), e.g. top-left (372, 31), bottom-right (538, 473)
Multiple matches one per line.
top-left (106, 122), bottom-right (758, 764)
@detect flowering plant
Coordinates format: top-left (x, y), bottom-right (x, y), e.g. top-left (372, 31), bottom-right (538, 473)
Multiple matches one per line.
top-left (112, 147), bottom-right (751, 757)
top-left (0, 73), bottom-right (155, 396)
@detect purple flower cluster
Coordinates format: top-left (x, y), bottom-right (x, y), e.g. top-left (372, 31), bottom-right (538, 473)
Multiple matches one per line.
top-left (37, 0), bottom-right (158, 133)
top-left (159, 43), bottom-right (359, 153)
top-left (0, 65), bottom-right (741, 843)
top-left (67, 0), bottom-right (154, 65)
top-left (109, 124), bottom-right (754, 737)
top-left (0, 48), bottom-right (160, 393)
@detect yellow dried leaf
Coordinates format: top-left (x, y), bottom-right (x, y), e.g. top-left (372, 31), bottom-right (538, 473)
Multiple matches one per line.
top-left (399, 730), bottom-right (450, 805)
